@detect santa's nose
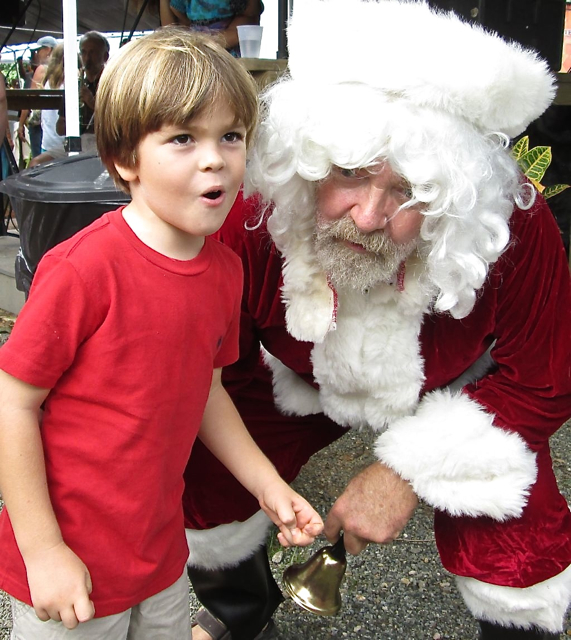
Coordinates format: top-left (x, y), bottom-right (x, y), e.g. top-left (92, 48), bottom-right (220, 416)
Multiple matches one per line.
top-left (349, 187), bottom-right (393, 233)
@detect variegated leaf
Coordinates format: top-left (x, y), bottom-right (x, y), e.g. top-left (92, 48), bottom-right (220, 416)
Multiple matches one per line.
top-left (512, 136), bottom-right (529, 161)
top-left (543, 183), bottom-right (570, 199)
top-left (518, 146), bottom-right (551, 181)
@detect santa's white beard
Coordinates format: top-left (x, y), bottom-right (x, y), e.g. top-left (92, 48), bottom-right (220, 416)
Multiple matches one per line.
top-left (314, 216), bottom-right (418, 291)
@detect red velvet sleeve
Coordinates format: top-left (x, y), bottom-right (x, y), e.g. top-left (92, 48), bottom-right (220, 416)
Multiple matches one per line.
top-left (465, 197), bottom-right (571, 447)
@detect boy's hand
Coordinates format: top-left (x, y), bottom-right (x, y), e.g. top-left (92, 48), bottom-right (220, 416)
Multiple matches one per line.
top-left (259, 481), bottom-right (324, 547)
top-left (25, 541), bottom-right (95, 629)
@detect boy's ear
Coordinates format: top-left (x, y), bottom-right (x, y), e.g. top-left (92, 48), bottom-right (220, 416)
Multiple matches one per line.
top-left (114, 162), bottom-right (138, 184)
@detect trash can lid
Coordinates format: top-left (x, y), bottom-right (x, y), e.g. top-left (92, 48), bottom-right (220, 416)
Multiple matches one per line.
top-left (0, 154), bottom-right (131, 204)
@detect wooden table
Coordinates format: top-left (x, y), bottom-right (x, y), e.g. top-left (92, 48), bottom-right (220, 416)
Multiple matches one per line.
top-left (239, 58), bottom-right (288, 90)
top-left (6, 89), bottom-right (64, 111)
top-left (6, 70), bottom-right (571, 108)
top-left (3, 61), bottom-right (287, 110)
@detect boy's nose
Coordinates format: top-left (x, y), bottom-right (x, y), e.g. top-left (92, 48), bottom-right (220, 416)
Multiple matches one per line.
top-left (349, 187), bottom-right (392, 233)
top-left (199, 145), bottom-right (225, 171)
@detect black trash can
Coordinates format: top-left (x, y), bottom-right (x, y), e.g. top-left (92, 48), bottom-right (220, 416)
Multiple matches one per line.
top-left (0, 154), bottom-right (130, 296)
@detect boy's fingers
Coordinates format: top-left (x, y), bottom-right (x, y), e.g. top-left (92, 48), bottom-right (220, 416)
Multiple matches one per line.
top-left (60, 606), bottom-right (80, 630)
top-left (277, 531), bottom-right (292, 548)
top-left (275, 503), bottom-right (297, 530)
top-left (34, 607), bottom-right (51, 622)
top-left (75, 596), bottom-right (95, 623)
top-left (279, 524), bottom-right (298, 546)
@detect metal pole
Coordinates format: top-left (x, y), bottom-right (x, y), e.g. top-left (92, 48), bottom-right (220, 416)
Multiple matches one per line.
top-left (62, 0), bottom-right (81, 153)
top-left (277, 0), bottom-right (290, 59)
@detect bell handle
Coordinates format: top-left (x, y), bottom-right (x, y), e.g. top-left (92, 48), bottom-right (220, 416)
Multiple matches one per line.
top-left (328, 533), bottom-right (346, 562)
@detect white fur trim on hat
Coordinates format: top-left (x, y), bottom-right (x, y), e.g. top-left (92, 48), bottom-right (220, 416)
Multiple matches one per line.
top-left (186, 510), bottom-right (272, 570)
top-left (375, 389), bottom-right (537, 520)
top-left (287, 0), bottom-right (555, 138)
top-left (456, 564), bottom-right (571, 633)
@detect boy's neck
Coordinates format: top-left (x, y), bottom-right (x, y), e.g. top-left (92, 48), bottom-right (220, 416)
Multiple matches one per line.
top-left (121, 203), bottom-right (205, 261)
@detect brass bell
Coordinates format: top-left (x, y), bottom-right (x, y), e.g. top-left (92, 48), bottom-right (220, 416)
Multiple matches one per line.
top-left (282, 534), bottom-right (347, 616)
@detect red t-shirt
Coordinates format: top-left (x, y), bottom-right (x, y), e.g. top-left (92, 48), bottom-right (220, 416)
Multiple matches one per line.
top-left (0, 207), bottom-right (242, 616)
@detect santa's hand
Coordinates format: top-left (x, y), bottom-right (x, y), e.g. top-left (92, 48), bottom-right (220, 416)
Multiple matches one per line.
top-left (324, 462), bottom-right (418, 555)
top-left (259, 482), bottom-right (324, 547)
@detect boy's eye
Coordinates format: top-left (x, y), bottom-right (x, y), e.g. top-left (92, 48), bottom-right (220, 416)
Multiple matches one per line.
top-left (171, 134), bottom-right (192, 145)
top-left (223, 131), bottom-right (245, 143)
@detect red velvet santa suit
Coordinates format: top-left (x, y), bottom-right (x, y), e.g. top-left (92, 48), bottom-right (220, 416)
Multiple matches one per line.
top-left (183, 190), bottom-right (571, 595)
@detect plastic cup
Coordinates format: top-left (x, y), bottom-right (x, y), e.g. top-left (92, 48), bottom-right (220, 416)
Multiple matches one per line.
top-left (237, 25), bottom-right (263, 58)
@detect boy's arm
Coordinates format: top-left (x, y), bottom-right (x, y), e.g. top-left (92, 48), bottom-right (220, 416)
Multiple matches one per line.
top-left (0, 369), bottom-right (94, 629)
top-left (198, 368), bottom-right (323, 547)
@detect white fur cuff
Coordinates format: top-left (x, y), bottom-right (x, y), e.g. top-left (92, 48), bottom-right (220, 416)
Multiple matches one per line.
top-left (456, 564), bottom-right (571, 633)
top-left (186, 510), bottom-right (272, 570)
top-left (375, 390), bottom-right (537, 520)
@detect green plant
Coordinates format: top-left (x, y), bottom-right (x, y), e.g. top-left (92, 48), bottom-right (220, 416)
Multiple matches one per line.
top-left (0, 61), bottom-right (22, 88)
top-left (512, 136), bottom-right (570, 199)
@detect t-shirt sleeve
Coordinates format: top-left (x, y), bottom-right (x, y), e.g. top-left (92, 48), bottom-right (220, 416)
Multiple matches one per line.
top-left (0, 254), bottom-right (102, 389)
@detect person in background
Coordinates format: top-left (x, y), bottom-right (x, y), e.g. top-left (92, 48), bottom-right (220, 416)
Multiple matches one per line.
top-left (181, 2), bottom-right (571, 639)
top-left (17, 36), bottom-right (58, 158)
top-left (0, 72), bottom-right (9, 185)
top-left (17, 57), bottom-right (33, 88)
top-left (29, 43), bottom-right (67, 167)
top-left (0, 26), bottom-right (323, 640)
top-left (56, 31), bottom-right (109, 154)
top-left (159, 0), bottom-right (263, 56)
top-left (0, 73), bottom-right (7, 148)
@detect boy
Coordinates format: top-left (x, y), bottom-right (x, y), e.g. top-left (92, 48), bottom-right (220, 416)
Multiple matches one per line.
top-left (0, 27), bottom-right (323, 639)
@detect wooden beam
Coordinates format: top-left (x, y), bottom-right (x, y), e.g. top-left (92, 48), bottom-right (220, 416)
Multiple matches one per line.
top-left (5, 89), bottom-right (64, 111)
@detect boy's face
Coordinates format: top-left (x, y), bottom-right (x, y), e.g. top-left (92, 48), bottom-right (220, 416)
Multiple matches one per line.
top-left (116, 102), bottom-right (247, 257)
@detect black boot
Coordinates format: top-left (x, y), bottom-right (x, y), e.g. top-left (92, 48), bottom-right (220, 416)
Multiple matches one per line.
top-left (479, 620), bottom-right (560, 639)
top-left (187, 544), bottom-right (284, 640)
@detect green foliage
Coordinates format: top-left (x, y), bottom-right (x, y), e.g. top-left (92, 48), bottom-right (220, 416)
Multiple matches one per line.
top-left (512, 136), bottom-right (570, 199)
top-left (543, 184), bottom-right (570, 199)
top-left (517, 145), bottom-right (551, 181)
top-left (511, 136), bottom-right (529, 161)
top-left (0, 61), bottom-right (22, 88)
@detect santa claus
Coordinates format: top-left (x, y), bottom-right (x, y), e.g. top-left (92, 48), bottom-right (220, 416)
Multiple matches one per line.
top-left (184, 2), bottom-right (571, 639)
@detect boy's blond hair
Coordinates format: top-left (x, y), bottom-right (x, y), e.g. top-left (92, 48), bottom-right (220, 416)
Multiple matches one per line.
top-left (95, 27), bottom-right (259, 193)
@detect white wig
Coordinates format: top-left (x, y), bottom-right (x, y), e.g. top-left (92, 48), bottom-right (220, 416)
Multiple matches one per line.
top-left (246, 0), bottom-right (555, 342)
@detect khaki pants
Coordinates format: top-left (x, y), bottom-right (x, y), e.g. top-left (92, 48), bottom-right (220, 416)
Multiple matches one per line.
top-left (10, 570), bottom-right (192, 640)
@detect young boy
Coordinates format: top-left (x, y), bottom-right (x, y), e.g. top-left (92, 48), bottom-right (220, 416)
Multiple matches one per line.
top-left (0, 28), bottom-right (323, 639)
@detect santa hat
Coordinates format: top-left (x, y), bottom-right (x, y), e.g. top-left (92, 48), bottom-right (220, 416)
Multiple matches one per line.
top-left (287, 0), bottom-right (555, 139)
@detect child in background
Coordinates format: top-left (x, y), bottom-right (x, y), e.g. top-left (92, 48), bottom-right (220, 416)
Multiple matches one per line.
top-left (0, 27), bottom-right (323, 639)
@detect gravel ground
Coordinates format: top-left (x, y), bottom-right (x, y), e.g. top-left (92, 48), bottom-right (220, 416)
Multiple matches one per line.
top-left (0, 309), bottom-right (569, 639)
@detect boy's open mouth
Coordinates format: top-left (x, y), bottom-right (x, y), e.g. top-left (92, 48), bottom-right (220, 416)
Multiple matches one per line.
top-left (204, 190), bottom-right (223, 200)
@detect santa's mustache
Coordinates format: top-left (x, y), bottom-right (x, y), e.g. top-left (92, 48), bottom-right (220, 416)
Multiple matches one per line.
top-left (316, 216), bottom-right (400, 255)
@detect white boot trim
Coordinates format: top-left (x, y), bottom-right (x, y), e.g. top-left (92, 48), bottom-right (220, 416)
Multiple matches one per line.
top-left (186, 510), bottom-right (273, 570)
